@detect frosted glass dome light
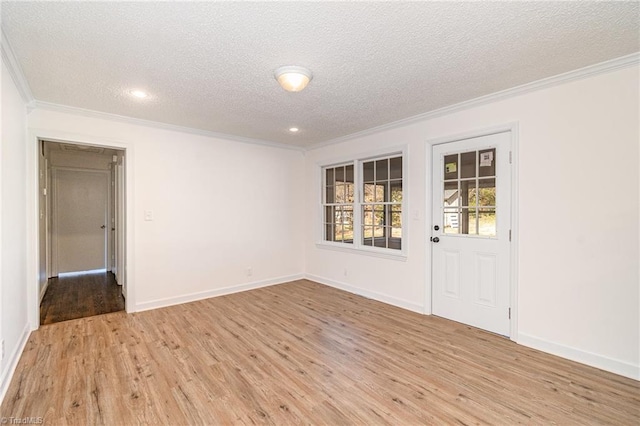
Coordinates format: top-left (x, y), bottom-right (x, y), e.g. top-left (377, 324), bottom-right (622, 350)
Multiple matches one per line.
top-left (274, 66), bottom-right (313, 92)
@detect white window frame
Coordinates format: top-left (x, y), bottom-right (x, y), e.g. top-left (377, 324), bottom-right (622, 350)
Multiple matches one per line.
top-left (317, 146), bottom-right (408, 260)
top-left (321, 162), bottom-right (356, 246)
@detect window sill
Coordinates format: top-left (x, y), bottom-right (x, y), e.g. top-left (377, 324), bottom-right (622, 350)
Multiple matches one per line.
top-left (315, 242), bottom-right (408, 261)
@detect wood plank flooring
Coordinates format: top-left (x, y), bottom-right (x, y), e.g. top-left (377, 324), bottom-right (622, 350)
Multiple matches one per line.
top-left (40, 272), bottom-right (125, 325)
top-left (3, 280), bottom-right (639, 425)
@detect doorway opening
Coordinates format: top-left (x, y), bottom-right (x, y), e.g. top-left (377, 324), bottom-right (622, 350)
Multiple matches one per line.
top-left (38, 140), bottom-right (127, 325)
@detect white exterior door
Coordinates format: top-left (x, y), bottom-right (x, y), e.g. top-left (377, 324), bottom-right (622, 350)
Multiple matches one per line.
top-left (53, 169), bottom-right (109, 274)
top-left (431, 131), bottom-right (512, 336)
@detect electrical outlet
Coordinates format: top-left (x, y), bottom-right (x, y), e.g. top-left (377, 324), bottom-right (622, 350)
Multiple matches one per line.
top-left (343, 268), bottom-right (348, 277)
top-left (246, 267), bottom-right (253, 277)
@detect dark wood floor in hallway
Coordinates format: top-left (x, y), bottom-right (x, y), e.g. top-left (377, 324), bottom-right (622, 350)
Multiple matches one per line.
top-left (4, 280), bottom-right (638, 424)
top-left (40, 271), bottom-right (125, 325)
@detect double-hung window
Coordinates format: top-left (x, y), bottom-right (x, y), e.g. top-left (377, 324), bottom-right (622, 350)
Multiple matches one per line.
top-left (362, 156), bottom-right (403, 249)
top-left (322, 153), bottom-right (404, 253)
top-left (323, 164), bottom-right (355, 244)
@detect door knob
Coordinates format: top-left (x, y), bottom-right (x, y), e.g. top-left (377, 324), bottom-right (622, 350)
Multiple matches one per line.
top-left (100, 225), bottom-right (106, 229)
top-left (431, 237), bottom-right (440, 243)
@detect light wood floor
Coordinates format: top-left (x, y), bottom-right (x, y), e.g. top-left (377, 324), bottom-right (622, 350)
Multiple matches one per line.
top-left (40, 272), bottom-right (125, 325)
top-left (2, 280), bottom-right (638, 425)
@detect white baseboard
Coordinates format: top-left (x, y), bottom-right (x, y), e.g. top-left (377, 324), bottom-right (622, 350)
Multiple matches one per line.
top-left (518, 332), bottom-right (639, 381)
top-left (306, 276), bottom-right (638, 381)
top-left (0, 323), bottom-right (31, 404)
top-left (305, 274), bottom-right (424, 314)
top-left (39, 280), bottom-right (49, 304)
top-left (135, 273), bottom-right (305, 312)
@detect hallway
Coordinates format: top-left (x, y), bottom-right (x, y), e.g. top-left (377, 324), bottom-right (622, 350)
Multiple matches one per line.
top-left (40, 272), bottom-right (125, 325)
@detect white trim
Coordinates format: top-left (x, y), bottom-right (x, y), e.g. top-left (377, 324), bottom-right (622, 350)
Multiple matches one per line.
top-left (427, 122), bottom-right (520, 148)
top-left (518, 332), bottom-right (640, 381)
top-left (135, 274), bottom-right (305, 312)
top-left (58, 269), bottom-right (108, 277)
top-left (0, 323), bottom-right (30, 404)
top-left (0, 28), bottom-right (35, 104)
top-left (315, 242), bottom-right (408, 261)
top-left (316, 144), bottom-right (406, 169)
top-left (3, 29), bottom-right (636, 154)
top-left (309, 53), bottom-right (640, 150)
top-left (50, 168), bottom-right (110, 276)
top-left (423, 138), bottom-right (433, 315)
top-left (0, 43), bottom-right (3, 405)
top-left (306, 274), bottom-right (423, 314)
top-left (32, 101), bottom-right (305, 152)
top-left (50, 168), bottom-right (58, 277)
top-left (424, 122), bottom-right (519, 338)
top-left (508, 124), bottom-right (520, 341)
top-left (317, 145), bottom-right (409, 258)
top-left (39, 279), bottom-right (49, 304)
top-left (27, 128), bottom-right (136, 329)
top-left (27, 131), bottom-right (38, 330)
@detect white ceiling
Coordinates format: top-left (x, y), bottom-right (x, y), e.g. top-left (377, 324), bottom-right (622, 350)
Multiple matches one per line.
top-left (2, 1), bottom-right (638, 148)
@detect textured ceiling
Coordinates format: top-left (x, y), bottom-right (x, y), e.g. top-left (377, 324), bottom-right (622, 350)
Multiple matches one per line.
top-left (2, 1), bottom-right (639, 148)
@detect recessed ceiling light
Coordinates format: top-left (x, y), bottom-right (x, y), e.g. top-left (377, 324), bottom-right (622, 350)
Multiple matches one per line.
top-left (129, 89), bottom-right (148, 99)
top-left (289, 127), bottom-right (299, 133)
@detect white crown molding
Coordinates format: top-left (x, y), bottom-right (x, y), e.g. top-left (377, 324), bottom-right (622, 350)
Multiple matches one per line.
top-left (32, 101), bottom-right (306, 152)
top-left (12, 40), bottom-right (638, 153)
top-left (1, 27), bottom-right (35, 104)
top-left (7, 19), bottom-right (297, 152)
top-left (308, 52), bottom-right (640, 151)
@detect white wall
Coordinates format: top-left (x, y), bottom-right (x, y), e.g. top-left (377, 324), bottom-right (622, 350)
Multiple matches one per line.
top-left (304, 65), bottom-right (640, 379)
top-left (28, 109), bottom-right (306, 311)
top-left (0, 57), bottom-right (30, 400)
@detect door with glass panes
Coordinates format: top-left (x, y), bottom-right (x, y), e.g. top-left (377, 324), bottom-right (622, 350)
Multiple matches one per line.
top-left (431, 131), bottom-right (512, 336)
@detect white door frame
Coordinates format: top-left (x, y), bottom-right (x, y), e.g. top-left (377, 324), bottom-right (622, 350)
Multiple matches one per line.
top-left (114, 157), bottom-right (126, 293)
top-left (26, 129), bottom-right (136, 331)
top-left (425, 122), bottom-right (519, 341)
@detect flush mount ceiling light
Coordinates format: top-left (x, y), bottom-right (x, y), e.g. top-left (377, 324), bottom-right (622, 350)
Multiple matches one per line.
top-left (274, 66), bottom-right (312, 92)
top-left (129, 89), bottom-right (148, 99)
top-left (289, 127), bottom-right (299, 133)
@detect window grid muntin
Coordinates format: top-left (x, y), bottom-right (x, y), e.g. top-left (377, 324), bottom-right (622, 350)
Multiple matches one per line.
top-left (323, 164), bottom-right (354, 244)
top-left (361, 155), bottom-right (402, 250)
top-left (321, 152), bottom-right (404, 252)
top-left (442, 148), bottom-right (496, 237)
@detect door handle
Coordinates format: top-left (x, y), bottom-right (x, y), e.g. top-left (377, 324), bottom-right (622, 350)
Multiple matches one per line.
top-left (100, 225), bottom-right (106, 229)
top-left (430, 236), bottom-right (440, 243)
